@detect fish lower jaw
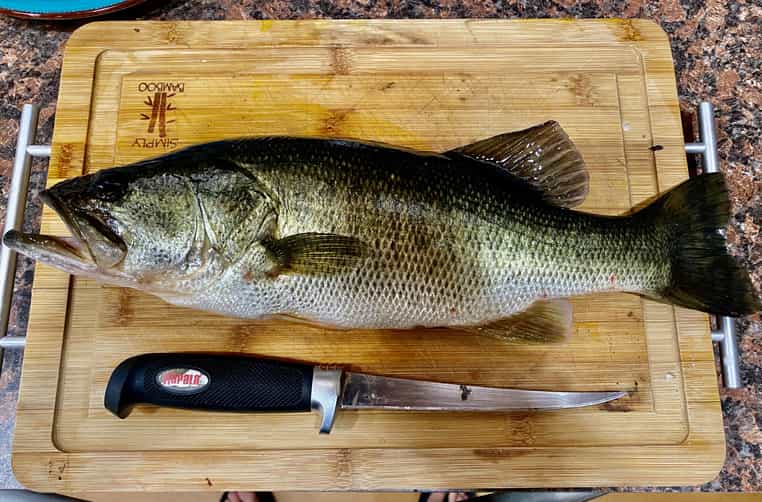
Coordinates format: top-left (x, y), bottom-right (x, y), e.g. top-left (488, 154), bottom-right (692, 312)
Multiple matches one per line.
top-left (3, 230), bottom-right (140, 288)
top-left (4, 230), bottom-right (94, 269)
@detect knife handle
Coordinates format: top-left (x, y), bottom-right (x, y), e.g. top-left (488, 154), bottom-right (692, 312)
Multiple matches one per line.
top-left (105, 353), bottom-right (316, 418)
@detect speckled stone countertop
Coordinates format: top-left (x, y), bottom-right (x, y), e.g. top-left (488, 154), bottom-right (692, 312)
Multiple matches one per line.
top-left (0, 0), bottom-right (760, 493)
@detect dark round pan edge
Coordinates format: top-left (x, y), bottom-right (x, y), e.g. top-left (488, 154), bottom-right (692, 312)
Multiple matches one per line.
top-left (0, 0), bottom-right (146, 20)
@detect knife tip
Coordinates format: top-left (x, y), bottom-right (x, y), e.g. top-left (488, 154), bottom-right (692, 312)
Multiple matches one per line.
top-left (585, 390), bottom-right (629, 407)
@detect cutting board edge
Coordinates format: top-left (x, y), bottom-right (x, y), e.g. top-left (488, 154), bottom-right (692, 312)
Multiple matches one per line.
top-left (12, 439), bottom-right (727, 492)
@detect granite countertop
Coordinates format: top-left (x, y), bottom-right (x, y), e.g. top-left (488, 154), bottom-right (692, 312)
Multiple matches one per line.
top-left (0, 0), bottom-right (760, 493)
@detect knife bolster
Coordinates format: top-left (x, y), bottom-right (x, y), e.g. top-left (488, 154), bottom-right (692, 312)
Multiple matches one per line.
top-left (311, 368), bottom-right (342, 434)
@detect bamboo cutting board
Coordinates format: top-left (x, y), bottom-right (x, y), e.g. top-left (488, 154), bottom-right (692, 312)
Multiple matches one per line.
top-left (13, 20), bottom-right (724, 492)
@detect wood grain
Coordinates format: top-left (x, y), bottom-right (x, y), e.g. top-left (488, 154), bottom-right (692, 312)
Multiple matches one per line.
top-left (13, 19), bottom-right (724, 492)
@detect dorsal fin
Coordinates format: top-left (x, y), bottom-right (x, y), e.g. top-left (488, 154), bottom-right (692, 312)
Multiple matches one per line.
top-left (446, 121), bottom-right (589, 208)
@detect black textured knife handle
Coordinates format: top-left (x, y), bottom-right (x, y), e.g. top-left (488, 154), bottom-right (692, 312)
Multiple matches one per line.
top-left (105, 353), bottom-right (313, 418)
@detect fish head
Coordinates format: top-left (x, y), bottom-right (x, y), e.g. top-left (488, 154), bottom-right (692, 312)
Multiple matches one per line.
top-left (3, 163), bottom-right (206, 291)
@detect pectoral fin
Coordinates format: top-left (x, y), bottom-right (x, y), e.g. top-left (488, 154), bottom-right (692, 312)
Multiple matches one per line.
top-left (446, 121), bottom-right (589, 208)
top-left (264, 232), bottom-right (368, 276)
top-left (460, 299), bottom-right (573, 344)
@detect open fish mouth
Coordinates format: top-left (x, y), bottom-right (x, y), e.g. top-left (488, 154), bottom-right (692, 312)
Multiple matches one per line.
top-left (3, 229), bottom-right (98, 275)
top-left (3, 189), bottom-right (133, 284)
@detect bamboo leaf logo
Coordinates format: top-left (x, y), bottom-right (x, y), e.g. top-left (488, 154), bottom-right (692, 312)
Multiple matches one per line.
top-left (140, 91), bottom-right (176, 137)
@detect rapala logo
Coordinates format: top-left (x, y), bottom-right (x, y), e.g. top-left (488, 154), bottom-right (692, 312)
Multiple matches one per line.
top-left (156, 368), bottom-right (210, 394)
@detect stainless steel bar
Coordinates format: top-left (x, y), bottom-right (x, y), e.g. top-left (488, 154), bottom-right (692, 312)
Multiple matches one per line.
top-left (719, 316), bottom-right (742, 388)
top-left (26, 144), bottom-right (51, 157)
top-left (698, 102), bottom-right (719, 174)
top-left (0, 104), bottom-right (39, 374)
top-left (685, 101), bottom-right (742, 389)
top-left (0, 336), bottom-right (26, 349)
top-left (684, 142), bottom-right (705, 154)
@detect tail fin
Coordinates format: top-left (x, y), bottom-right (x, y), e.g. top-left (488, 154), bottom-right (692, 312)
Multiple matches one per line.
top-left (641, 173), bottom-right (759, 317)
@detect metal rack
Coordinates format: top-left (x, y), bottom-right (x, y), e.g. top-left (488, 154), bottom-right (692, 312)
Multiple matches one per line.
top-left (0, 104), bottom-right (49, 373)
top-left (0, 102), bottom-right (744, 387)
top-left (684, 102), bottom-right (742, 389)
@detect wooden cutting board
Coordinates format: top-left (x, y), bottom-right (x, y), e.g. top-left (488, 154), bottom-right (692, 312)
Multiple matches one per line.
top-left (13, 19), bottom-right (724, 492)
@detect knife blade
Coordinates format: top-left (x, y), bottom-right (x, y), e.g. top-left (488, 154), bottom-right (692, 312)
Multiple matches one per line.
top-left (105, 353), bottom-right (628, 433)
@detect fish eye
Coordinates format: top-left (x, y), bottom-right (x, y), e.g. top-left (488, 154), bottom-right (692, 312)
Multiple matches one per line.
top-left (91, 171), bottom-right (128, 202)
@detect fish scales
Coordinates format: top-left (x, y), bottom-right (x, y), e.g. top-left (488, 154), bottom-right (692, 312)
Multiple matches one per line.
top-left (187, 137), bottom-right (666, 327)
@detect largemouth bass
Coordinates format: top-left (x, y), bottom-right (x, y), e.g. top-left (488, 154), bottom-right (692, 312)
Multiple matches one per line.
top-left (5, 122), bottom-right (759, 342)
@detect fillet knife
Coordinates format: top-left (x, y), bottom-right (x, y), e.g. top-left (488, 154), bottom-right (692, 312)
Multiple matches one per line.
top-left (105, 353), bottom-right (628, 433)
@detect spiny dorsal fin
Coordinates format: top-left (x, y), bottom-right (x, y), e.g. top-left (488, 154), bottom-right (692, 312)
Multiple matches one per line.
top-left (264, 232), bottom-right (368, 276)
top-left (446, 121), bottom-right (589, 208)
top-left (459, 299), bottom-right (573, 344)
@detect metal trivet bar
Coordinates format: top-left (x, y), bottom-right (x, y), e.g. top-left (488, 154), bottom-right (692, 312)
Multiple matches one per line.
top-left (685, 102), bottom-right (742, 389)
top-left (0, 104), bottom-right (49, 372)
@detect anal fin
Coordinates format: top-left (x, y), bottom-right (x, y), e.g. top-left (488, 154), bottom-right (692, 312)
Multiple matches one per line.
top-left (459, 299), bottom-right (573, 344)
